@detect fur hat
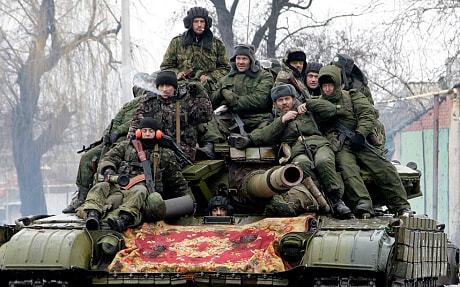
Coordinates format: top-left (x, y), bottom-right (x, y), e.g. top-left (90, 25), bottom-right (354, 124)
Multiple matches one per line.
top-left (155, 71), bottom-right (178, 89)
top-left (287, 51), bottom-right (306, 63)
top-left (305, 62), bottom-right (323, 73)
top-left (183, 7), bottom-right (212, 29)
top-left (271, 84), bottom-right (298, 101)
top-left (230, 44), bottom-right (259, 73)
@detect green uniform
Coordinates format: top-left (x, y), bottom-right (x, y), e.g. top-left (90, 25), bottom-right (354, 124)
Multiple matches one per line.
top-left (128, 82), bottom-right (213, 161)
top-left (76, 96), bottom-right (144, 190)
top-left (305, 65), bottom-right (410, 214)
top-left (160, 31), bottom-right (229, 93)
top-left (274, 48), bottom-right (310, 102)
top-left (202, 61), bottom-right (274, 143)
top-left (78, 140), bottom-right (190, 226)
top-left (249, 101), bottom-right (343, 197)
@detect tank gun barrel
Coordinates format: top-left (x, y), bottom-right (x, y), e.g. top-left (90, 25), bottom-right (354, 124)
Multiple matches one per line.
top-left (244, 164), bottom-right (303, 198)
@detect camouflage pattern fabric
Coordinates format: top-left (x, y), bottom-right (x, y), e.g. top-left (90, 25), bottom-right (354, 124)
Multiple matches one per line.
top-left (128, 82), bottom-right (213, 161)
top-left (77, 141), bottom-right (191, 226)
top-left (76, 96), bottom-right (144, 190)
top-left (275, 64), bottom-right (310, 102)
top-left (305, 65), bottom-right (410, 214)
top-left (160, 34), bottom-right (229, 85)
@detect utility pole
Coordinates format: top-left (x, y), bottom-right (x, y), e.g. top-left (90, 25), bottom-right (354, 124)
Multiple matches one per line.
top-left (121, 0), bottom-right (132, 105)
top-left (432, 95), bottom-right (439, 220)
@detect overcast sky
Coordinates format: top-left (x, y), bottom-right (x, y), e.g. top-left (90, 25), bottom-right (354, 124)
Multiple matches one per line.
top-left (126, 0), bottom-right (454, 84)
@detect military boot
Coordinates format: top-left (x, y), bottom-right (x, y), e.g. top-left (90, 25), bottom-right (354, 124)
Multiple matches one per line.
top-left (196, 142), bottom-right (215, 159)
top-left (327, 193), bottom-right (353, 219)
top-left (108, 212), bottom-right (134, 232)
top-left (63, 187), bottom-right (90, 213)
top-left (85, 210), bottom-right (101, 230)
top-left (355, 200), bottom-right (374, 219)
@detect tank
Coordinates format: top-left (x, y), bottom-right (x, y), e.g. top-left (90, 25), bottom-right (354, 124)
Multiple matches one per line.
top-left (0, 144), bottom-right (458, 287)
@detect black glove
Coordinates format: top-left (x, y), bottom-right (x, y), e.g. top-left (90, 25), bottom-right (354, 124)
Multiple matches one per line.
top-left (228, 134), bottom-right (251, 149)
top-left (109, 132), bottom-right (120, 144)
top-left (103, 168), bottom-right (116, 181)
top-left (350, 133), bottom-right (366, 151)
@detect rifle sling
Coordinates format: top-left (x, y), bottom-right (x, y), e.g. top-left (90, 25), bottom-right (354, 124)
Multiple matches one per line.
top-left (131, 140), bottom-right (156, 192)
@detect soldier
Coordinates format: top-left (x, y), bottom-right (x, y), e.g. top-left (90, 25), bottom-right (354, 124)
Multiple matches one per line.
top-left (305, 62), bottom-right (322, 98)
top-left (77, 117), bottom-right (192, 232)
top-left (63, 73), bottom-right (153, 213)
top-left (128, 70), bottom-right (213, 161)
top-left (206, 196), bottom-right (234, 216)
top-left (160, 6), bottom-right (229, 94)
top-left (332, 54), bottom-right (386, 148)
top-left (229, 84), bottom-right (352, 218)
top-left (275, 48), bottom-right (309, 102)
top-left (198, 44), bottom-right (274, 157)
top-left (301, 65), bottom-right (411, 217)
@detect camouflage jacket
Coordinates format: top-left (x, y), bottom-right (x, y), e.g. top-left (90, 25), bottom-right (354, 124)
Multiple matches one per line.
top-left (103, 96), bottom-right (144, 139)
top-left (304, 65), bottom-right (375, 150)
top-left (211, 62), bottom-right (274, 131)
top-left (128, 82), bottom-right (213, 160)
top-left (275, 64), bottom-right (310, 102)
top-left (249, 101), bottom-right (329, 157)
top-left (98, 140), bottom-right (190, 199)
top-left (160, 32), bottom-right (229, 83)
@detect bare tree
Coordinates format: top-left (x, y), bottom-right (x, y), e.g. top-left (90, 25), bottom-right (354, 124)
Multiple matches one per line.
top-left (0, 0), bottom-right (120, 215)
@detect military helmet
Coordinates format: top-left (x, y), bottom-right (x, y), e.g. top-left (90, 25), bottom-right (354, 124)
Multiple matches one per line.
top-left (305, 62), bottom-right (322, 74)
top-left (207, 196), bottom-right (234, 215)
top-left (183, 7), bottom-right (213, 29)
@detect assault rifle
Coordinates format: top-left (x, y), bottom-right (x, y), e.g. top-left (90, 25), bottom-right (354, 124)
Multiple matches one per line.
top-left (334, 122), bottom-right (387, 160)
top-left (77, 120), bottom-right (114, 154)
top-left (159, 134), bottom-right (193, 166)
top-left (295, 123), bottom-right (315, 169)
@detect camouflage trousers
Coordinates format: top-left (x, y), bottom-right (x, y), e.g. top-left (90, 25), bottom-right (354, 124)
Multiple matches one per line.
top-left (75, 143), bottom-right (102, 189)
top-left (201, 115), bottom-right (269, 143)
top-left (336, 145), bottom-right (410, 214)
top-left (77, 182), bottom-right (148, 226)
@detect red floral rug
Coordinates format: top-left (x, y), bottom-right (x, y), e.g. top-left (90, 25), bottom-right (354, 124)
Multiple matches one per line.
top-left (108, 216), bottom-right (308, 273)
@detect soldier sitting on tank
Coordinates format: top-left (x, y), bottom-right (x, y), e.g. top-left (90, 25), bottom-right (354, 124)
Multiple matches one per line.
top-left (197, 44), bottom-right (274, 158)
top-left (274, 48), bottom-right (310, 102)
top-left (332, 53), bottom-right (386, 149)
top-left (228, 84), bottom-right (353, 219)
top-left (77, 117), bottom-right (193, 232)
top-left (63, 73), bottom-right (154, 214)
top-left (299, 65), bottom-right (411, 218)
top-left (160, 6), bottom-right (229, 95)
top-left (206, 196), bottom-right (234, 216)
top-left (304, 62), bottom-right (322, 98)
top-left (128, 70), bottom-right (213, 162)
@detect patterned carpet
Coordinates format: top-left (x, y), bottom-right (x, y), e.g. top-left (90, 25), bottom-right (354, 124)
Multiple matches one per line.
top-left (108, 216), bottom-right (308, 273)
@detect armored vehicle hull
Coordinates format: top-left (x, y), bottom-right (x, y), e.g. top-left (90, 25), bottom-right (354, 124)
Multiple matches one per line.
top-left (0, 146), bottom-right (458, 286)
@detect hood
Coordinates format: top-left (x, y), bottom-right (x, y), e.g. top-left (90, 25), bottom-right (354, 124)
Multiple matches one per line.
top-left (318, 65), bottom-right (342, 102)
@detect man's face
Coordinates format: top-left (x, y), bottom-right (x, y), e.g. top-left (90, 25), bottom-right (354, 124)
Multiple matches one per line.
top-left (141, 128), bottom-right (155, 139)
top-left (158, 84), bottom-right (176, 98)
top-left (235, 55), bottom-right (251, 72)
top-left (322, 83), bottom-right (335, 96)
top-left (275, 95), bottom-right (294, 112)
top-left (289, 61), bottom-right (304, 73)
top-left (192, 17), bottom-right (206, 34)
top-left (211, 206), bottom-right (227, 216)
top-left (306, 72), bottom-right (319, 89)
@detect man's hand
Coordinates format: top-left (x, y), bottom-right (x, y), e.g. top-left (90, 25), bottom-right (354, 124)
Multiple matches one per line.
top-left (177, 71), bottom-right (187, 80)
top-left (221, 89), bottom-right (238, 107)
top-left (350, 133), bottom-right (366, 151)
top-left (297, 103), bottom-right (307, 114)
top-left (199, 74), bottom-right (210, 83)
top-left (103, 168), bottom-right (116, 182)
top-left (282, 111), bottom-right (298, 123)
